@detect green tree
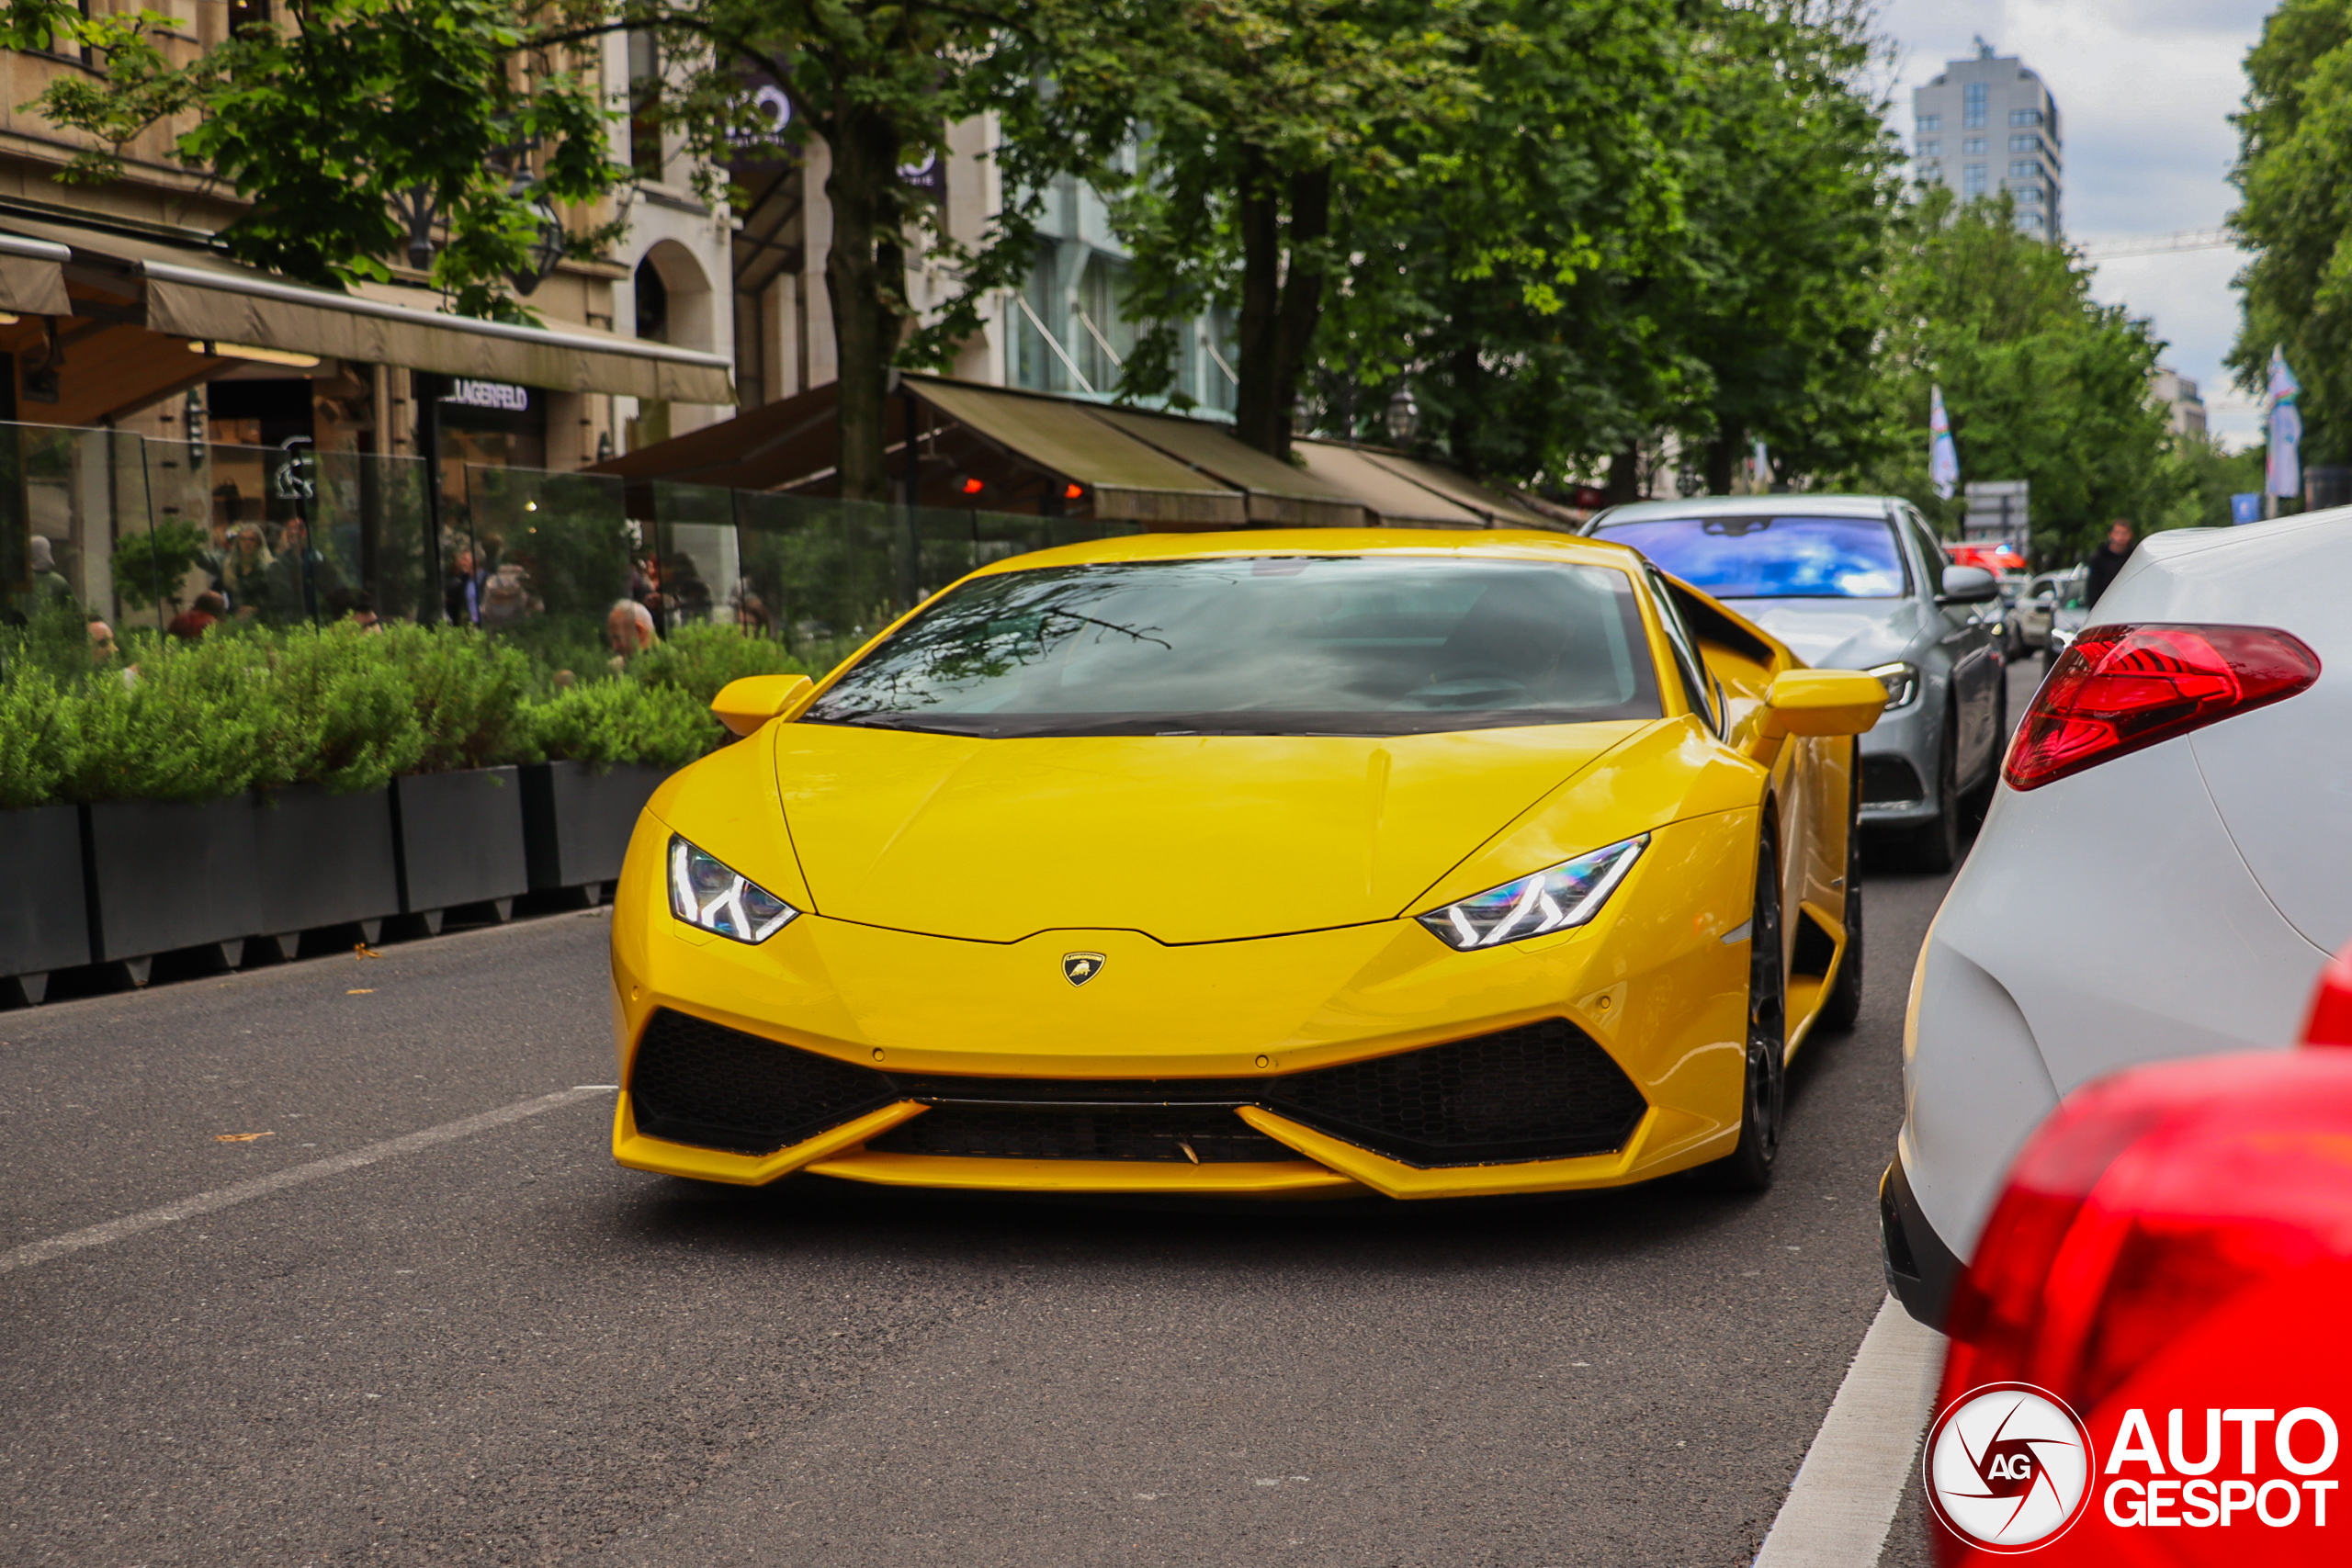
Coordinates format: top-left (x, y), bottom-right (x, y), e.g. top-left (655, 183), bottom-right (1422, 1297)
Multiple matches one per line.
top-left (2228, 0), bottom-right (2352, 465)
top-left (6, 0), bottom-right (626, 320)
top-left (1105, 0), bottom-right (1478, 458)
top-left (1861, 189), bottom-right (2176, 562)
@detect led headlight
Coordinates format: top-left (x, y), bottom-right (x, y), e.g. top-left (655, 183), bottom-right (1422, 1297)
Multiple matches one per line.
top-left (667, 836), bottom-right (800, 943)
top-left (1415, 834), bottom-right (1648, 951)
top-left (1867, 660), bottom-right (1920, 709)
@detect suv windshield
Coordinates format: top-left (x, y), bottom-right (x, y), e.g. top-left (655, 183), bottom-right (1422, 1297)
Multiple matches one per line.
top-left (1592, 514), bottom-right (1907, 599)
top-left (801, 556), bottom-right (1660, 738)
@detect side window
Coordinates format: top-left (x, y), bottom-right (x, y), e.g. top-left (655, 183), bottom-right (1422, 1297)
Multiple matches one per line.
top-left (1645, 571), bottom-right (1720, 736)
top-left (1899, 510), bottom-right (1940, 597)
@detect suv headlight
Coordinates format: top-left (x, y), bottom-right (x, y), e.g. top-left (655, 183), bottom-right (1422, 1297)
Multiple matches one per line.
top-left (1416, 834), bottom-right (1648, 951)
top-left (1867, 660), bottom-right (1920, 709)
top-left (668, 835), bottom-right (801, 943)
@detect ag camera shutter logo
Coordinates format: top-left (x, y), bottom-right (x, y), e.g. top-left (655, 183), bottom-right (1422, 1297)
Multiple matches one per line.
top-left (1926, 1382), bottom-right (2097, 1552)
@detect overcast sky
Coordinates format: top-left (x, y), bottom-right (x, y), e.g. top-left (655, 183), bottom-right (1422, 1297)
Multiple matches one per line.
top-left (1876, 0), bottom-right (2275, 447)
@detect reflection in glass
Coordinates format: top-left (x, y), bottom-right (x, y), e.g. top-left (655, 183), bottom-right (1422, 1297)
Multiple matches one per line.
top-left (1593, 515), bottom-right (1908, 600)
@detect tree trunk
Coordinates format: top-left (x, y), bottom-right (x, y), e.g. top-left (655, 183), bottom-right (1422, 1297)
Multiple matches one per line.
top-left (825, 98), bottom-right (906, 505)
top-left (1605, 443), bottom-right (1643, 505)
top-left (1704, 426), bottom-right (1740, 496)
top-left (1447, 344), bottom-right (1481, 468)
top-left (1232, 149), bottom-right (1284, 457)
top-left (1267, 165), bottom-right (1331, 459)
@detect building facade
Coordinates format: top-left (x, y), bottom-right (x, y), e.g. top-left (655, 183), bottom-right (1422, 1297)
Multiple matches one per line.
top-left (2150, 367), bottom-right (2208, 439)
top-left (1911, 42), bottom-right (2063, 240)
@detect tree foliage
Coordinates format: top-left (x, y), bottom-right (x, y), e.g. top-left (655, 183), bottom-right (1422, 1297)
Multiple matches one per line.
top-left (2229, 0), bottom-right (2352, 465)
top-left (5, 0), bottom-right (626, 321)
top-left (1860, 189), bottom-right (2177, 561)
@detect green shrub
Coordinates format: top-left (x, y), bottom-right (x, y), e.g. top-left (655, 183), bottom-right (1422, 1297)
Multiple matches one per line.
top-left (373, 623), bottom-right (535, 773)
top-left (629, 623), bottom-right (808, 709)
top-left (111, 518), bottom-right (212, 613)
top-left (254, 624), bottom-right (426, 795)
top-left (0, 668), bottom-right (74, 810)
top-left (527, 678), bottom-right (718, 770)
top-left (56, 634), bottom-right (268, 803)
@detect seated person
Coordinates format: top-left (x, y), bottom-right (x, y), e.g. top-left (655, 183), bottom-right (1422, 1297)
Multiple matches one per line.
top-left (606, 599), bottom-right (658, 671)
top-left (167, 590), bottom-right (227, 640)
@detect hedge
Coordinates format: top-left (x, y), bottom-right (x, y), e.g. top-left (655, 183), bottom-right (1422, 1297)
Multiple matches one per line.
top-left (0, 616), bottom-right (809, 810)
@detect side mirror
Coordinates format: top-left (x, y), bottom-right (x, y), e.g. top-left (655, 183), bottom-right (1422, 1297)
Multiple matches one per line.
top-left (711, 673), bottom-right (815, 738)
top-left (1745, 669), bottom-right (1887, 766)
top-left (1939, 565), bottom-right (2000, 604)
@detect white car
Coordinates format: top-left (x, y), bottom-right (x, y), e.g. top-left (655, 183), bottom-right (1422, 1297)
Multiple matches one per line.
top-left (1883, 513), bottom-right (2352, 1326)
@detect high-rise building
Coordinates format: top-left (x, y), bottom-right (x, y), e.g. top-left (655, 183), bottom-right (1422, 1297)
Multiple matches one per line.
top-left (1910, 39), bottom-right (2063, 240)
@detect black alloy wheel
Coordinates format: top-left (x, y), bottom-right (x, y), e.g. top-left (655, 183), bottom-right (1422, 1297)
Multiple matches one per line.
top-left (1706, 825), bottom-right (1787, 1191)
top-left (1908, 709), bottom-right (1963, 874)
top-left (1819, 740), bottom-right (1865, 1034)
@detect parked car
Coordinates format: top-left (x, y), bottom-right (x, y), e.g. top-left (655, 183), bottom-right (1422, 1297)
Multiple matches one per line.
top-left (1882, 511), bottom-right (2350, 1329)
top-left (1929, 949), bottom-right (2352, 1562)
top-left (2011, 567), bottom-right (2086, 655)
top-left (1586, 495), bottom-right (2003, 870)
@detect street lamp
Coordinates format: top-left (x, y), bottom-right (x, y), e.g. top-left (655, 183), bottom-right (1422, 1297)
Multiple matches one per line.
top-left (391, 183), bottom-right (443, 271)
top-left (508, 192), bottom-right (568, 295)
top-left (1384, 385), bottom-right (1419, 445)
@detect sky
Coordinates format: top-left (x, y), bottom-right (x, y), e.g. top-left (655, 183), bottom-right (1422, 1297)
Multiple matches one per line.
top-left (1876, 0), bottom-right (2277, 448)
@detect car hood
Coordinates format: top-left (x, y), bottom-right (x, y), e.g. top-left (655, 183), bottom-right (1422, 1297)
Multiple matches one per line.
top-left (1722, 597), bottom-right (1928, 670)
top-left (769, 719), bottom-right (1649, 943)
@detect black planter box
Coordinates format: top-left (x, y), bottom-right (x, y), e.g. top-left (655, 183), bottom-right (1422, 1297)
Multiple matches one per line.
top-left (84, 796), bottom-right (263, 964)
top-left (0, 804), bottom-right (91, 993)
top-left (253, 784), bottom-right (401, 942)
top-left (392, 767), bottom-right (528, 918)
top-left (521, 761), bottom-right (670, 892)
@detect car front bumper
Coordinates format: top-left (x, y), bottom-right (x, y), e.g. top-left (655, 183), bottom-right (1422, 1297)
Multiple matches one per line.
top-left (1856, 695), bottom-right (1941, 829)
top-left (608, 806), bottom-right (1762, 1200)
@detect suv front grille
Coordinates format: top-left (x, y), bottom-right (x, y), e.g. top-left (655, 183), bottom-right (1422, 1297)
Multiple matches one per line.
top-left (627, 1010), bottom-right (1646, 1168)
top-left (1861, 754), bottom-right (1925, 805)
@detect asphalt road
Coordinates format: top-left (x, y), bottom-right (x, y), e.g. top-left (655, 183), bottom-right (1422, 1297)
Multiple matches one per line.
top-left (1, 662), bottom-right (2043, 1567)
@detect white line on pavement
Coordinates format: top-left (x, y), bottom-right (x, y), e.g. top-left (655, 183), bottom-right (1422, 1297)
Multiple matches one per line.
top-left (0, 1086), bottom-right (616, 1277)
top-left (1753, 1293), bottom-right (1946, 1568)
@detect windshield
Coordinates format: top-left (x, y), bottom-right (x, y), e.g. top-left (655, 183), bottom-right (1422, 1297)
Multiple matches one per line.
top-left (1592, 514), bottom-right (1908, 599)
top-left (800, 556), bottom-right (1660, 738)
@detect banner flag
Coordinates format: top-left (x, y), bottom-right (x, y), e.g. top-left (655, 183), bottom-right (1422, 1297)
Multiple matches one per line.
top-left (1928, 386), bottom-right (1960, 501)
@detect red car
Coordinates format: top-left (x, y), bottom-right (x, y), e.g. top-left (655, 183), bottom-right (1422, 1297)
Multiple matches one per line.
top-left (1928, 947), bottom-right (2352, 1563)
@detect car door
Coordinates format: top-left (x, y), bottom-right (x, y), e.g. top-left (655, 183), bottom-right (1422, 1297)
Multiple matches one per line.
top-left (1905, 509), bottom-right (1996, 785)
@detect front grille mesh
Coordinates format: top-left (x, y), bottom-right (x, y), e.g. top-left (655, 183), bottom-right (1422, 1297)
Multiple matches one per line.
top-left (628, 1009), bottom-right (895, 1155)
top-left (627, 1009), bottom-right (1645, 1168)
top-left (1861, 754), bottom-right (1926, 804)
top-left (1271, 1021), bottom-right (1646, 1165)
top-left (870, 1106), bottom-right (1293, 1163)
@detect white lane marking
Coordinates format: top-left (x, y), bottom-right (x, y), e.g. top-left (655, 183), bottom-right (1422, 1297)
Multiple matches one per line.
top-left (0, 1086), bottom-right (615, 1276)
top-left (1753, 1293), bottom-right (1946, 1568)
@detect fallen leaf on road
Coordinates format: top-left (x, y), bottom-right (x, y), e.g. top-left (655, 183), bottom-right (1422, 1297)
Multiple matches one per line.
top-left (355, 943), bottom-right (383, 959)
top-left (347, 988), bottom-right (376, 995)
top-left (215, 1132), bottom-right (274, 1143)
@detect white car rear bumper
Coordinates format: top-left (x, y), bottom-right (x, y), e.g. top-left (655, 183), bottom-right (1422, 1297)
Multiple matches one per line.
top-left (1885, 733), bottom-right (2330, 1324)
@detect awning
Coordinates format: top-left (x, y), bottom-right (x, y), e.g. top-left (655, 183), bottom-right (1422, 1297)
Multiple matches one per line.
top-left (1354, 447), bottom-right (1559, 528)
top-left (915, 379), bottom-right (1245, 526)
top-left (0, 234), bottom-right (70, 317)
top-left (0, 211), bottom-right (733, 412)
top-left (1083, 406), bottom-right (1367, 527)
top-left (1291, 439), bottom-right (1487, 527)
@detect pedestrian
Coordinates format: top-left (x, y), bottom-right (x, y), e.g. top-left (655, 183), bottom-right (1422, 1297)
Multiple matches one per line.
top-left (167, 589), bottom-right (226, 640)
top-left (2086, 518), bottom-right (2137, 605)
top-left (220, 523), bottom-right (274, 615)
top-left (444, 546), bottom-right (483, 626)
top-left (265, 516), bottom-right (345, 623)
top-left (606, 598), bottom-right (658, 671)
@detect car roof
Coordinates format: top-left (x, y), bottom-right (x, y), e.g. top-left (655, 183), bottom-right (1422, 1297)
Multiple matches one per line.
top-left (961, 526), bottom-right (1650, 580)
top-left (1587, 494), bottom-right (1901, 526)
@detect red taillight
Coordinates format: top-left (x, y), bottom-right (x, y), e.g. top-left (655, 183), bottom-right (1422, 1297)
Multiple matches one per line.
top-left (2002, 623), bottom-right (2319, 791)
top-left (2302, 942), bottom-right (2352, 1048)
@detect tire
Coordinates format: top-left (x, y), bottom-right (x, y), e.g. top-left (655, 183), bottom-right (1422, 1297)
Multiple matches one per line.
top-left (1819, 745), bottom-right (1864, 1034)
top-left (1906, 712), bottom-right (1962, 874)
top-left (1704, 826), bottom-right (1787, 1191)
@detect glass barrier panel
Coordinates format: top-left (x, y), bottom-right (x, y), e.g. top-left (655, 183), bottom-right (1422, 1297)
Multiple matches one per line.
top-left (457, 463), bottom-right (634, 672)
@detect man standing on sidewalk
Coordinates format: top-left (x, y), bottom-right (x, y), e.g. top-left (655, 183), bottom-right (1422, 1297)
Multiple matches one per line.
top-left (2086, 518), bottom-right (2137, 605)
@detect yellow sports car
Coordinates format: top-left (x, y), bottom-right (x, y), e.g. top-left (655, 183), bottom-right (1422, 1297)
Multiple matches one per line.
top-left (608, 530), bottom-right (1883, 1200)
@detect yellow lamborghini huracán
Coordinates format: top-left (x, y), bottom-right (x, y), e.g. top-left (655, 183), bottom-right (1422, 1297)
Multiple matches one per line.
top-left (609, 530), bottom-right (1883, 1201)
